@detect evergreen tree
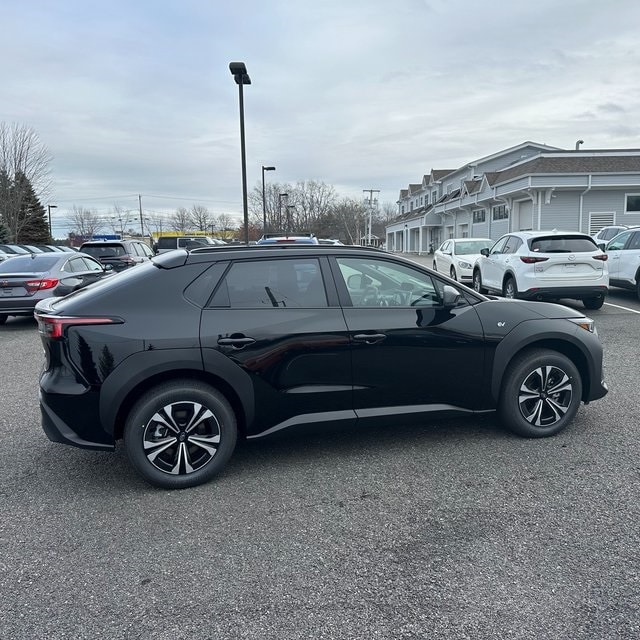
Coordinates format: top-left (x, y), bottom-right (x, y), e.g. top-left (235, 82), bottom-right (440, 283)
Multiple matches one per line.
top-left (13, 171), bottom-right (50, 243)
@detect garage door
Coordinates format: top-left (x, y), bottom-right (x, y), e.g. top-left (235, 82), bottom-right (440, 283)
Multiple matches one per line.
top-left (517, 200), bottom-right (533, 230)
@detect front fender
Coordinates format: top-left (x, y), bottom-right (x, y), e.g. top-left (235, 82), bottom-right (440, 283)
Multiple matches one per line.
top-left (490, 319), bottom-right (605, 403)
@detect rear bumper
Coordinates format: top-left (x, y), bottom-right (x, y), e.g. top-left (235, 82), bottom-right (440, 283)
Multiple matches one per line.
top-left (518, 286), bottom-right (608, 301)
top-left (40, 389), bottom-right (115, 451)
top-left (0, 298), bottom-right (39, 315)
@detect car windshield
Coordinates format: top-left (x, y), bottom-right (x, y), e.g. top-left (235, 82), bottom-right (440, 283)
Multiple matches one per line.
top-left (0, 255), bottom-right (60, 272)
top-left (530, 236), bottom-right (598, 253)
top-left (454, 240), bottom-right (490, 255)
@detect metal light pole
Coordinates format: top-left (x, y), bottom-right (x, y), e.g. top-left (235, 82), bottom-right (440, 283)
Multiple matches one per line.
top-left (278, 193), bottom-right (288, 232)
top-left (47, 204), bottom-right (57, 240)
top-left (229, 62), bottom-right (252, 245)
top-left (261, 165), bottom-right (276, 236)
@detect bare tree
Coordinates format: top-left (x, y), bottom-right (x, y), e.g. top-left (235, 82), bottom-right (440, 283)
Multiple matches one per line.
top-left (212, 213), bottom-right (236, 239)
top-left (0, 123), bottom-right (52, 241)
top-left (190, 205), bottom-right (213, 232)
top-left (329, 197), bottom-right (367, 244)
top-left (170, 207), bottom-right (191, 232)
top-left (109, 205), bottom-right (134, 236)
top-left (68, 206), bottom-right (104, 239)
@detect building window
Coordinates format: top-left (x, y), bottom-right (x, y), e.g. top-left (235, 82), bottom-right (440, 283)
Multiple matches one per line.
top-left (401, 205), bottom-right (405, 214)
top-left (625, 194), bottom-right (640, 213)
top-left (473, 209), bottom-right (486, 223)
top-left (492, 204), bottom-right (508, 221)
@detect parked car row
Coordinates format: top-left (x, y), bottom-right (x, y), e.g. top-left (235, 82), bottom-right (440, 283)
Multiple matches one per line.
top-left (433, 226), bottom-right (640, 304)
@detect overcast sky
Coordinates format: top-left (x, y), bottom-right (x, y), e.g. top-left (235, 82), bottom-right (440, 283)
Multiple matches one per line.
top-left (2, 0), bottom-right (640, 236)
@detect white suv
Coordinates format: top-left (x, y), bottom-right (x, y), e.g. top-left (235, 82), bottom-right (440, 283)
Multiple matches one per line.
top-left (472, 231), bottom-right (609, 309)
top-left (605, 228), bottom-right (640, 299)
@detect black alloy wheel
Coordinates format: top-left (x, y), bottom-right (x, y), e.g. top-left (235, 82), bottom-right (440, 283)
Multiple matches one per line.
top-left (124, 380), bottom-right (237, 489)
top-left (450, 266), bottom-right (457, 281)
top-left (499, 349), bottom-right (582, 438)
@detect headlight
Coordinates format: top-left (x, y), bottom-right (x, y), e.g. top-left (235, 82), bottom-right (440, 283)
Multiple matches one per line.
top-left (568, 317), bottom-right (596, 333)
top-left (457, 260), bottom-right (473, 269)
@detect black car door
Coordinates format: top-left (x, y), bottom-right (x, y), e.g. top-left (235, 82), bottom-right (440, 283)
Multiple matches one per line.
top-left (330, 254), bottom-right (486, 424)
top-left (199, 256), bottom-right (355, 437)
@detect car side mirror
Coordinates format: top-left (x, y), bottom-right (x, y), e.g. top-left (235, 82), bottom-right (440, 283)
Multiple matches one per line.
top-left (104, 264), bottom-right (114, 272)
top-left (442, 285), bottom-right (461, 308)
top-left (480, 248), bottom-right (490, 257)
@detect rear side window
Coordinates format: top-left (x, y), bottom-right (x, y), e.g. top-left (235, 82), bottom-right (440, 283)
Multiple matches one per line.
top-left (210, 258), bottom-right (327, 308)
top-left (530, 236), bottom-right (598, 253)
top-left (0, 255), bottom-right (60, 272)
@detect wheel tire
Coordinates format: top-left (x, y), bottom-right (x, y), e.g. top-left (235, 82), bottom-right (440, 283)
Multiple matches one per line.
top-left (503, 277), bottom-right (517, 299)
top-left (583, 295), bottom-right (605, 310)
top-left (450, 266), bottom-right (457, 281)
top-left (473, 270), bottom-right (487, 294)
top-left (0, 314), bottom-right (7, 325)
top-left (432, 261), bottom-right (437, 271)
top-left (124, 380), bottom-right (237, 489)
top-left (499, 349), bottom-right (582, 438)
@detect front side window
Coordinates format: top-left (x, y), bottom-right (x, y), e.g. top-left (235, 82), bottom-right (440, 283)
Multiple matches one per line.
top-left (336, 257), bottom-right (456, 308)
top-left (210, 258), bottom-right (327, 308)
top-left (489, 237), bottom-right (509, 255)
top-left (607, 230), bottom-right (632, 251)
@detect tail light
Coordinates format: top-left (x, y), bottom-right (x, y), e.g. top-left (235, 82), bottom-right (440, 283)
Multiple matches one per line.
top-left (592, 254), bottom-right (608, 261)
top-left (36, 314), bottom-right (121, 339)
top-left (520, 256), bottom-right (549, 264)
top-left (25, 278), bottom-right (59, 293)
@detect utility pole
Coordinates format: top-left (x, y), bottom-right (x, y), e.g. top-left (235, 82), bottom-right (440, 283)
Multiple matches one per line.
top-left (138, 195), bottom-right (144, 238)
top-left (362, 189), bottom-right (380, 246)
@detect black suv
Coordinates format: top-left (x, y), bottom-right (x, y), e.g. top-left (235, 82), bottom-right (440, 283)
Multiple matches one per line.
top-left (79, 239), bottom-right (154, 271)
top-left (35, 245), bottom-right (608, 489)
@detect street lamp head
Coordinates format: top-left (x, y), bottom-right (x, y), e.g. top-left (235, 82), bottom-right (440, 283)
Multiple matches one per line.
top-left (48, 204), bottom-right (57, 209)
top-left (280, 192), bottom-right (288, 198)
top-left (229, 61), bottom-right (247, 76)
top-left (229, 62), bottom-right (251, 85)
top-left (263, 166), bottom-right (276, 171)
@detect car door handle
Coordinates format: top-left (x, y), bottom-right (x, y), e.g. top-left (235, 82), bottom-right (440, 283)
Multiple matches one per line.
top-left (217, 336), bottom-right (256, 348)
top-left (353, 333), bottom-right (387, 344)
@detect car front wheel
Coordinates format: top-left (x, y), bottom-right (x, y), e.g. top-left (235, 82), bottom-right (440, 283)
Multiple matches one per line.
top-left (0, 314), bottom-right (7, 325)
top-left (124, 380), bottom-right (237, 489)
top-left (499, 349), bottom-right (582, 438)
top-left (450, 266), bottom-right (457, 281)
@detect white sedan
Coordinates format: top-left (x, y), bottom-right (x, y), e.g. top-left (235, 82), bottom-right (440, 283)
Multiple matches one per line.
top-left (433, 238), bottom-right (492, 283)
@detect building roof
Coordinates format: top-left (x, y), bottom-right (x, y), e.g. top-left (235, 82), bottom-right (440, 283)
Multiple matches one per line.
top-left (432, 169), bottom-right (455, 181)
top-left (495, 155), bottom-right (640, 184)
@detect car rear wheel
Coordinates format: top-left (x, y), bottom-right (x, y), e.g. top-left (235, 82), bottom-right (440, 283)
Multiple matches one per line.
top-left (124, 380), bottom-right (237, 489)
top-left (450, 266), bottom-right (457, 281)
top-left (583, 295), bottom-right (605, 310)
top-left (473, 270), bottom-right (487, 294)
top-left (503, 277), bottom-right (517, 299)
top-left (499, 349), bottom-right (582, 438)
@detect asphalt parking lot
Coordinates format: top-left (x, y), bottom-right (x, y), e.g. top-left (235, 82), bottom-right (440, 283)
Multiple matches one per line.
top-left (1, 286), bottom-right (639, 640)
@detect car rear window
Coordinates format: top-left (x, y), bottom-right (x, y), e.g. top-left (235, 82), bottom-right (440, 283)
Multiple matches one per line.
top-left (0, 255), bottom-right (60, 272)
top-left (81, 243), bottom-right (127, 257)
top-left (530, 236), bottom-right (598, 253)
top-left (156, 238), bottom-right (176, 249)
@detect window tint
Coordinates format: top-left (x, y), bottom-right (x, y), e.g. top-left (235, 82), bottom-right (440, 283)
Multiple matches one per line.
top-left (81, 243), bottom-right (126, 258)
top-left (211, 258), bottom-right (327, 308)
top-left (80, 256), bottom-right (105, 272)
top-left (156, 237), bottom-right (176, 250)
top-left (336, 257), bottom-right (449, 308)
top-left (530, 236), bottom-right (598, 253)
